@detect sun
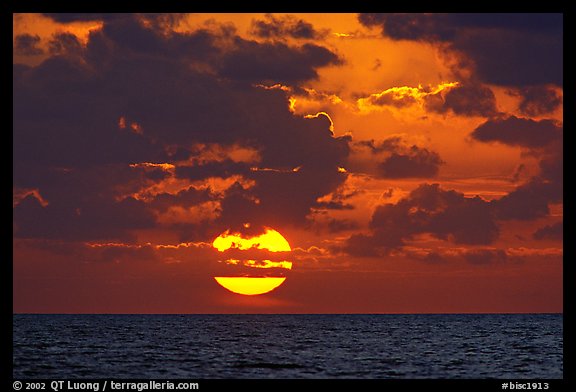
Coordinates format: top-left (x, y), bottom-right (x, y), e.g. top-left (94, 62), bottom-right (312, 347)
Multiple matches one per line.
top-left (214, 277), bottom-right (287, 296)
top-left (213, 226), bottom-right (292, 295)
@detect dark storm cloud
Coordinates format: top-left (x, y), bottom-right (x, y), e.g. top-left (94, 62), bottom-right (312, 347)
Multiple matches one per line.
top-left (471, 116), bottom-right (563, 222)
top-left (510, 164), bottom-right (527, 183)
top-left (257, 113), bottom-right (350, 170)
top-left (14, 193), bottom-right (155, 242)
top-left (359, 13), bottom-right (560, 44)
top-left (250, 14), bottom-right (328, 40)
top-left (511, 86), bottom-right (563, 117)
top-left (216, 41), bottom-right (342, 84)
top-left (48, 32), bottom-right (85, 56)
top-left (491, 179), bottom-right (560, 221)
top-left (42, 13), bottom-right (187, 29)
top-left (14, 57), bottom-right (166, 168)
top-left (252, 167), bottom-right (348, 224)
top-left (83, 15), bottom-right (219, 65)
top-left (74, 18), bottom-right (342, 145)
top-left (471, 116), bottom-right (562, 148)
top-left (42, 13), bottom-right (120, 23)
top-left (13, 162), bottom-right (160, 242)
top-left (487, 121), bottom-right (562, 223)
top-left (215, 166), bottom-right (349, 234)
top-left (318, 218), bottom-right (359, 233)
top-left (148, 187), bottom-right (215, 213)
top-left (14, 14), bottom-right (350, 242)
top-left (378, 148), bottom-right (443, 178)
top-left (359, 13), bottom-right (562, 86)
top-left (343, 231), bottom-right (403, 257)
top-left (538, 146), bottom-right (563, 185)
top-left (80, 14), bottom-right (338, 85)
top-left (215, 182), bottom-right (262, 233)
top-left (343, 183), bottom-right (499, 257)
top-left (425, 84), bottom-right (498, 117)
top-left (533, 221), bottom-right (563, 241)
top-left (144, 168), bottom-right (171, 181)
top-left (14, 17), bottom-right (344, 157)
top-left (174, 160), bottom-right (251, 181)
top-left (388, 184), bottom-right (499, 245)
top-left (491, 154), bottom-right (564, 224)
top-left (14, 34), bottom-right (43, 56)
top-left (356, 138), bottom-right (444, 179)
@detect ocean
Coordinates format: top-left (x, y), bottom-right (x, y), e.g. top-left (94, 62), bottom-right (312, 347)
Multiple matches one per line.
top-left (12, 314), bottom-right (562, 379)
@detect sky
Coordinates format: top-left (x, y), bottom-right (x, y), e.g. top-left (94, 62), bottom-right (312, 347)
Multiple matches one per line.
top-left (13, 13), bottom-right (563, 313)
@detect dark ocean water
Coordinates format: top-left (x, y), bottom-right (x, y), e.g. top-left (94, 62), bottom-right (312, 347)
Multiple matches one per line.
top-left (13, 314), bottom-right (562, 379)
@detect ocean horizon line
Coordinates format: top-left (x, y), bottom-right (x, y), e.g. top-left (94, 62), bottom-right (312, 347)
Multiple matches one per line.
top-left (13, 312), bottom-right (564, 316)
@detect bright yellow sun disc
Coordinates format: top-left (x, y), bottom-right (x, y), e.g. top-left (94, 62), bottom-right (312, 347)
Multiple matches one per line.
top-left (212, 227), bottom-right (292, 296)
top-left (213, 277), bottom-right (287, 296)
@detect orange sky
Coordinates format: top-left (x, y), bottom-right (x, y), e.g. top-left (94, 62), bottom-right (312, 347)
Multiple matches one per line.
top-left (13, 13), bottom-right (563, 313)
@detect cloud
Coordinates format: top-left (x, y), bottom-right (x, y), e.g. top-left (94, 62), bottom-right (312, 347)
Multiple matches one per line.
top-left (378, 148), bottom-right (443, 178)
top-left (356, 82), bottom-right (497, 118)
top-left (13, 16), bottom-right (351, 243)
top-left (86, 15), bottom-right (219, 63)
top-left (533, 221), bottom-right (563, 241)
top-left (485, 149), bottom-right (562, 224)
top-left (511, 86), bottom-right (563, 117)
top-left (510, 164), bottom-right (527, 183)
top-left (216, 41), bottom-right (342, 84)
top-left (359, 13), bottom-right (562, 87)
top-left (343, 231), bottom-right (402, 257)
top-left (351, 137), bottom-right (444, 179)
top-left (14, 59), bottom-right (166, 167)
top-left (491, 179), bottom-right (560, 221)
top-left (79, 15), bottom-right (341, 86)
top-left (470, 114), bottom-right (562, 224)
top-left (42, 13), bottom-right (120, 23)
top-left (174, 160), bottom-right (252, 181)
top-left (391, 184), bottom-right (499, 245)
top-left (356, 82), bottom-right (458, 112)
top-left (471, 116), bottom-right (562, 149)
top-left (42, 13), bottom-right (187, 30)
top-left (14, 192), bottom-right (156, 242)
top-left (148, 186), bottom-right (215, 213)
top-left (343, 183), bottom-right (499, 257)
top-left (14, 34), bottom-right (44, 56)
top-left (216, 165), bottom-right (349, 232)
top-left (250, 14), bottom-right (329, 40)
top-left (311, 217), bottom-right (359, 234)
top-left (359, 87), bottom-right (419, 108)
top-left (424, 83), bottom-right (497, 117)
top-left (48, 32), bottom-right (84, 56)
top-left (538, 145), bottom-right (563, 185)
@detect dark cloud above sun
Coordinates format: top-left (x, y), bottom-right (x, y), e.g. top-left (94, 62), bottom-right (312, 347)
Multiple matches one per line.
top-left (250, 14), bottom-right (330, 40)
top-left (13, 13), bottom-right (350, 243)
